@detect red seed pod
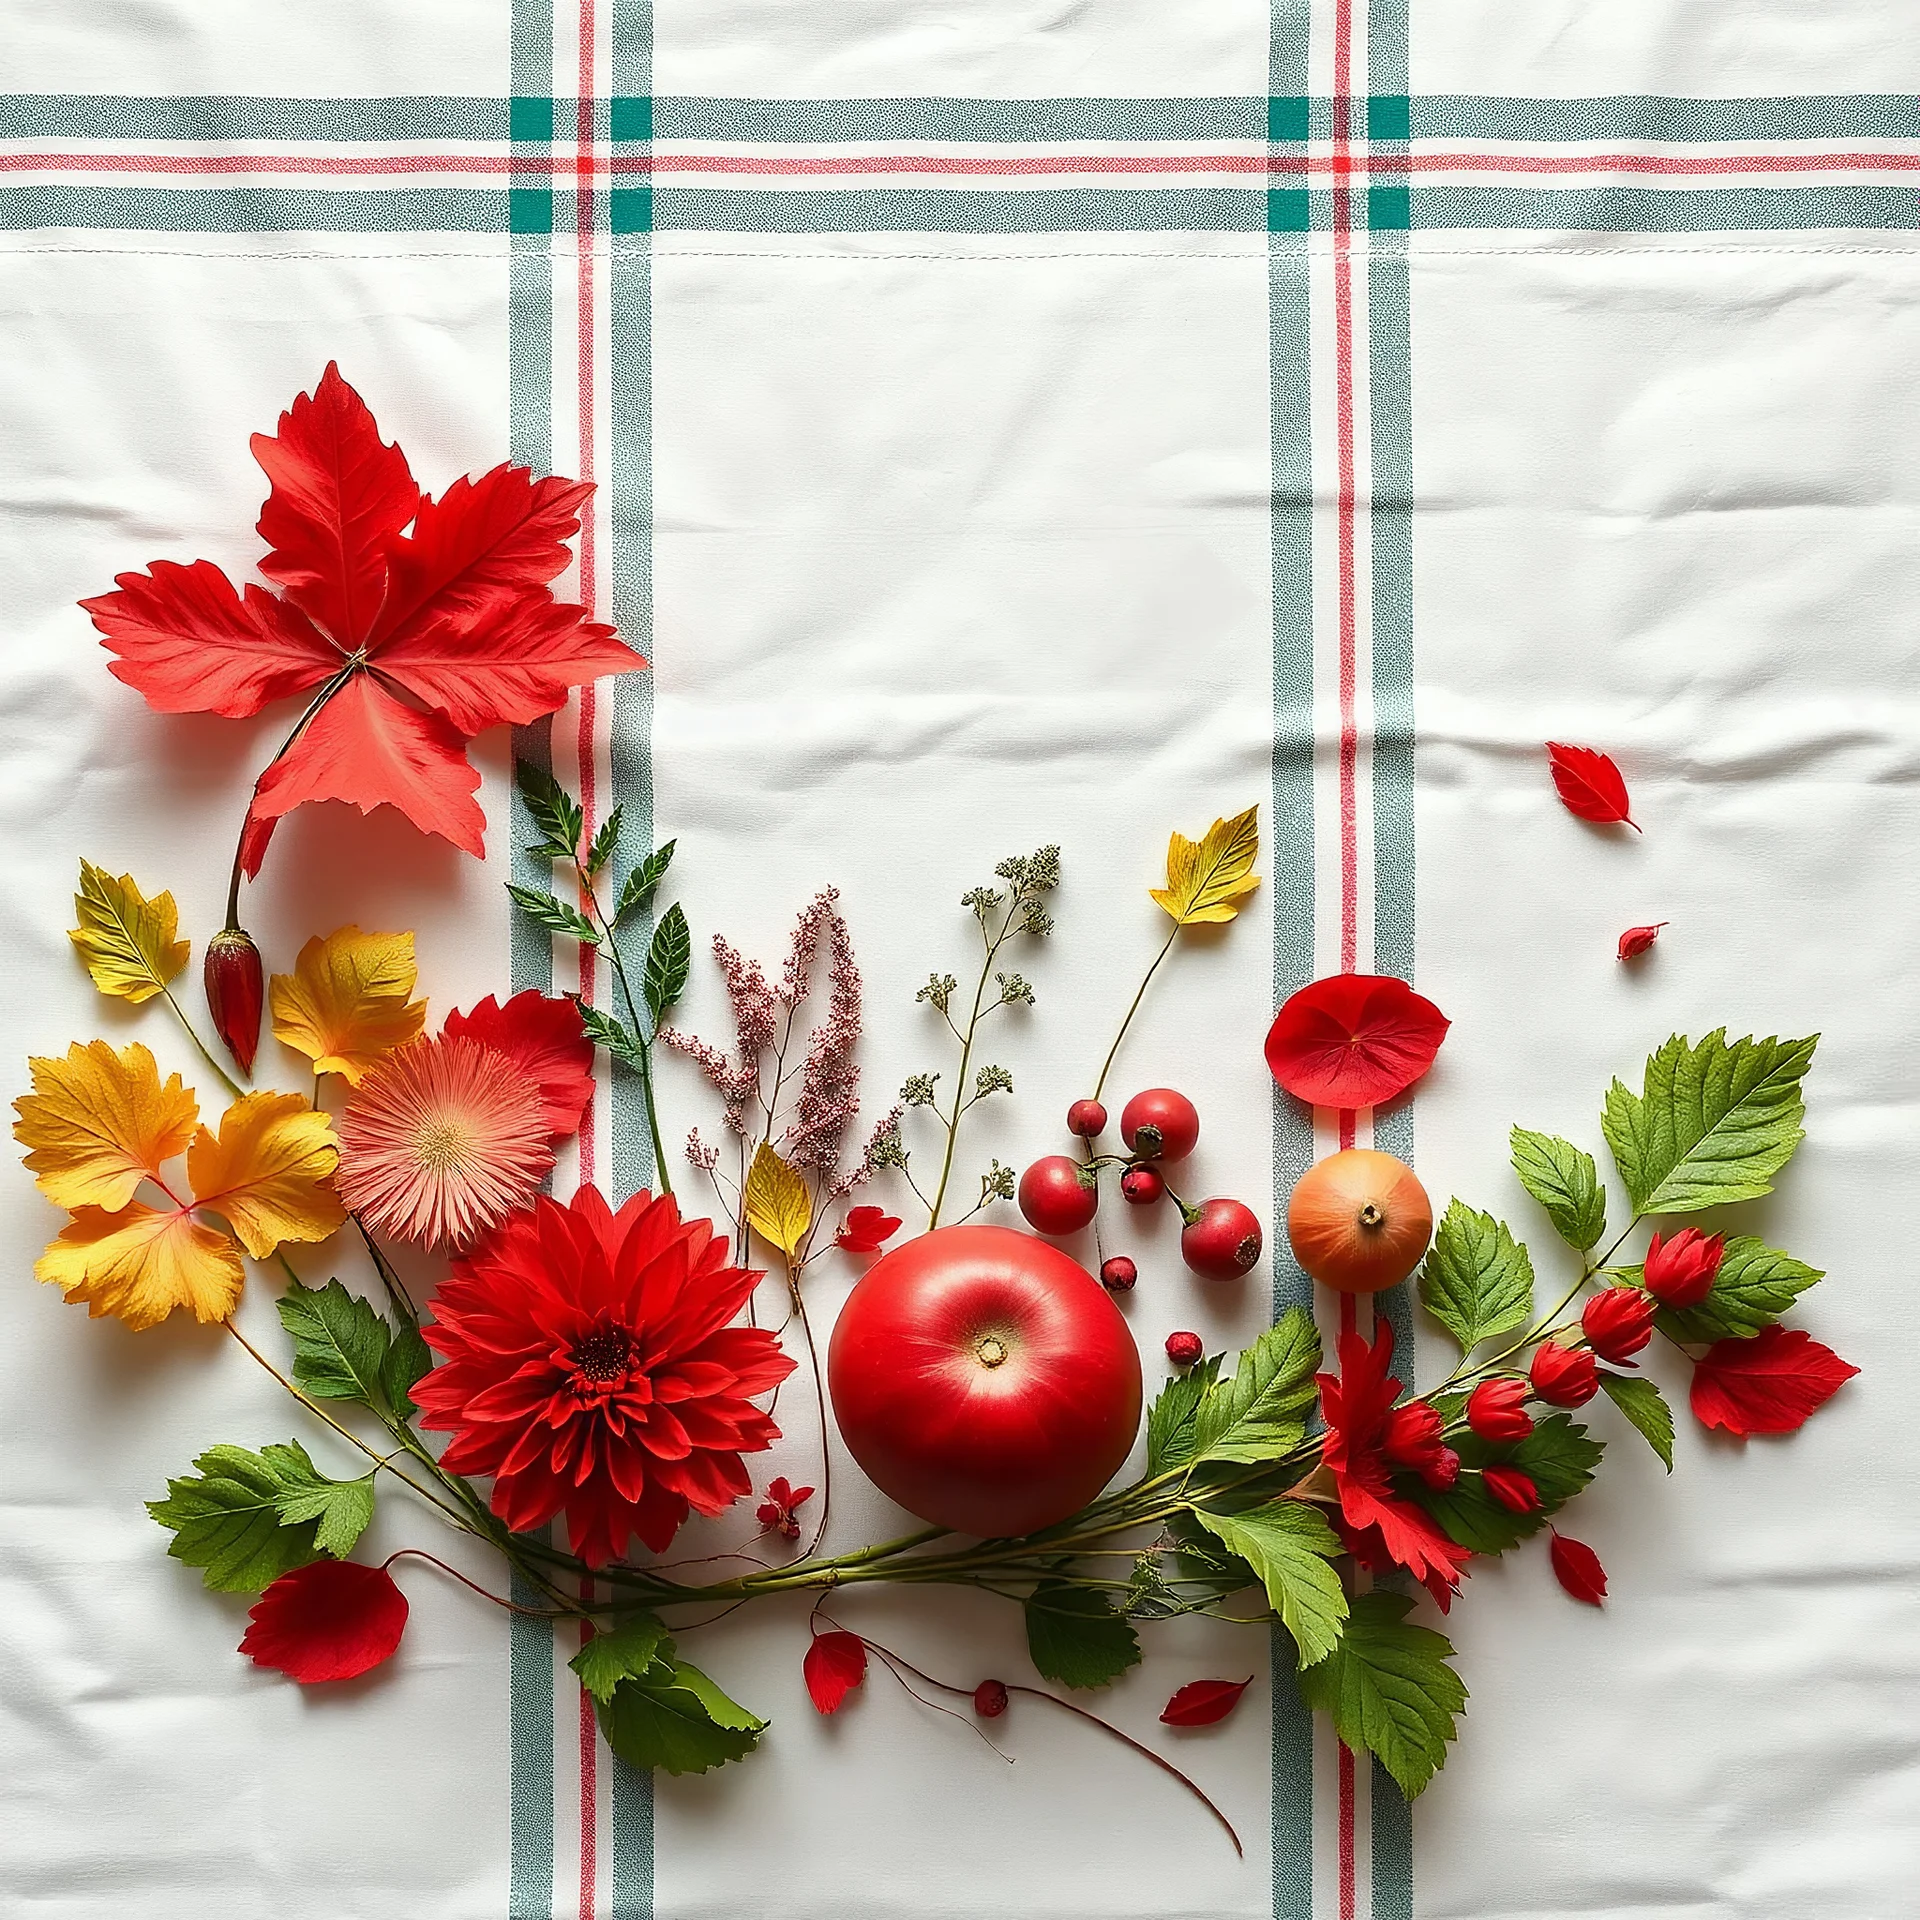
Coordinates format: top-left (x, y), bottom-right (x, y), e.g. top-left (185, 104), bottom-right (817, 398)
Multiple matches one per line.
top-left (1165, 1330), bottom-right (1204, 1368)
top-left (1120, 1165), bottom-right (1165, 1207)
top-left (1099, 1256), bottom-right (1138, 1293)
top-left (973, 1679), bottom-right (1009, 1718)
top-left (204, 925), bottom-right (264, 1074)
top-left (1066, 1099), bottom-right (1108, 1139)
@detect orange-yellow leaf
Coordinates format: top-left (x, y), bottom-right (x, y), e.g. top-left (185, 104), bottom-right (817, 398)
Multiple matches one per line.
top-left (36, 1201), bottom-right (245, 1329)
top-left (13, 1039), bottom-right (198, 1211)
top-left (269, 926), bottom-right (426, 1083)
top-left (744, 1142), bottom-right (811, 1258)
top-left (187, 1090), bottom-right (345, 1258)
top-left (68, 860), bottom-right (191, 1004)
top-left (1148, 806), bottom-right (1261, 928)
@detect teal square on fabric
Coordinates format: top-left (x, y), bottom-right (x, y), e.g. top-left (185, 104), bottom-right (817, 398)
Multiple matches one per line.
top-left (1367, 95), bottom-right (1411, 142)
top-left (610, 97), bottom-right (652, 141)
top-left (509, 187), bottom-right (554, 234)
top-left (510, 96), bottom-right (555, 143)
top-left (1268, 187), bottom-right (1310, 232)
top-left (1267, 97), bottom-right (1310, 143)
top-left (610, 187), bottom-right (652, 233)
top-left (1367, 185), bottom-right (1411, 230)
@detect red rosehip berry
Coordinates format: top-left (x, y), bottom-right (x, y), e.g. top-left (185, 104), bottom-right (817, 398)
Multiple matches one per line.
top-left (204, 925), bottom-right (264, 1074)
top-left (1120, 1164), bottom-right (1165, 1207)
top-left (1165, 1330), bottom-right (1205, 1368)
top-left (1120, 1088), bottom-right (1200, 1163)
top-left (1465, 1377), bottom-right (1534, 1443)
top-left (1100, 1255), bottom-right (1138, 1293)
top-left (1017, 1155), bottom-right (1099, 1236)
top-left (973, 1679), bottom-right (1009, 1718)
top-left (1180, 1197), bottom-right (1263, 1281)
top-left (1066, 1099), bottom-right (1108, 1139)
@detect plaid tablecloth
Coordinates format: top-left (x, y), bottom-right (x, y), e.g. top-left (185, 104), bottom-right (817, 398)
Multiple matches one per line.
top-left (4, 4), bottom-right (1917, 1916)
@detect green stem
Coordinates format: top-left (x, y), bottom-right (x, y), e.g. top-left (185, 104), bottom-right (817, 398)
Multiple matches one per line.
top-left (1091, 922), bottom-right (1180, 1104)
top-left (578, 878), bottom-right (673, 1197)
top-left (928, 918), bottom-right (1014, 1228)
top-left (158, 984), bottom-right (246, 1100)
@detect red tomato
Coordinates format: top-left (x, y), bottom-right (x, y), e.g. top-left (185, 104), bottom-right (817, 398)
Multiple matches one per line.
top-left (827, 1224), bottom-right (1143, 1537)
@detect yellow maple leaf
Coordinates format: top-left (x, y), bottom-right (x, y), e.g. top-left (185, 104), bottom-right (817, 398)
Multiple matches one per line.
top-left (1148, 805), bottom-right (1262, 927)
top-left (187, 1090), bottom-right (345, 1258)
top-left (68, 860), bottom-right (191, 1003)
top-left (269, 926), bottom-right (427, 1083)
top-left (744, 1142), bottom-right (811, 1258)
top-left (13, 1039), bottom-right (199, 1211)
top-left (36, 1201), bottom-right (244, 1329)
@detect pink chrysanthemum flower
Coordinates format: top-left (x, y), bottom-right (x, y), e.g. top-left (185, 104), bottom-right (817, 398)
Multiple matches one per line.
top-left (335, 1033), bottom-right (555, 1249)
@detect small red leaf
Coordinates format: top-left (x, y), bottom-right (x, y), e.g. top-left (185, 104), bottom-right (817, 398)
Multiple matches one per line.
top-left (1617, 922), bottom-right (1667, 962)
top-left (803, 1631), bottom-right (868, 1714)
top-left (837, 1205), bottom-right (903, 1254)
top-left (240, 1560), bottom-right (409, 1684)
top-left (443, 990), bottom-right (594, 1137)
top-left (1265, 974), bottom-right (1451, 1109)
top-left (1548, 1530), bottom-right (1607, 1606)
top-left (1690, 1324), bottom-right (1859, 1436)
top-left (1161, 1677), bottom-right (1254, 1727)
top-left (1547, 743), bottom-right (1638, 830)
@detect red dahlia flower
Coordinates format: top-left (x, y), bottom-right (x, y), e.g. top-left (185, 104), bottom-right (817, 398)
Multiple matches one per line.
top-left (413, 1186), bottom-right (795, 1564)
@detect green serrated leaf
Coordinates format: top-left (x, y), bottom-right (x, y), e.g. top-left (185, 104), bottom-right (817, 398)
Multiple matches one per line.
top-left (517, 763), bottom-right (584, 862)
top-left (1297, 1591), bottom-right (1467, 1800)
top-left (585, 806), bottom-right (623, 878)
top-left (383, 1324), bottom-right (433, 1421)
top-left (1193, 1500), bottom-right (1348, 1668)
top-left (1510, 1128), bottom-right (1607, 1252)
top-left (643, 903), bottom-right (691, 1024)
top-left (273, 1471), bottom-right (377, 1559)
top-left (570, 1613), bottom-right (673, 1705)
top-left (1642, 1235), bottom-right (1824, 1344)
top-left (1421, 1413), bottom-right (1603, 1554)
top-left (1419, 1202), bottom-right (1535, 1351)
top-left (1598, 1371), bottom-right (1675, 1471)
top-left (1191, 1312), bottom-right (1321, 1465)
top-left (576, 1000), bottom-right (648, 1072)
top-left (1602, 1029), bottom-right (1817, 1216)
top-left (277, 1279), bottom-right (392, 1407)
top-left (1024, 1581), bottom-right (1142, 1690)
top-left (147, 1441), bottom-right (336, 1592)
top-left (1145, 1354), bottom-right (1222, 1475)
top-left (507, 883), bottom-right (601, 948)
top-left (616, 840), bottom-right (676, 921)
top-left (598, 1658), bottom-right (766, 1776)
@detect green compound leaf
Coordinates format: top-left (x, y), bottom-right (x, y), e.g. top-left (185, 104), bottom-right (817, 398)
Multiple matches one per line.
top-left (585, 806), bottom-right (623, 878)
top-left (616, 840), bottom-right (676, 922)
top-left (642, 903), bottom-right (691, 1025)
top-left (506, 883), bottom-right (600, 948)
top-left (575, 1000), bottom-right (648, 1072)
top-left (277, 1279), bottom-right (391, 1407)
top-left (383, 1323), bottom-right (433, 1421)
top-left (1598, 1371), bottom-right (1675, 1471)
top-left (1644, 1235), bottom-right (1825, 1345)
top-left (598, 1655), bottom-right (766, 1776)
top-left (1510, 1127), bottom-right (1607, 1252)
top-left (569, 1613), bottom-right (673, 1706)
top-left (517, 763), bottom-right (585, 863)
top-left (1297, 1591), bottom-right (1467, 1800)
top-left (1190, 1310), bottom-right (1321, 1465)
top-left (1024, 1581), bottom-right (1142, 1690)
top-left (1420, 1414), bottom-right (1604, 1555)
top-left (1146, 1353), bottom-right (1222, 1476)
top-left (1602, 1030), bottom-right (1817, 1216)
top-left (147, 1440), bottom-right (369, 1592)
top-left (1193, 1500), bottom-right (1348, 1669)
top-left (1419, 1201), bottom-right (1535, 1352)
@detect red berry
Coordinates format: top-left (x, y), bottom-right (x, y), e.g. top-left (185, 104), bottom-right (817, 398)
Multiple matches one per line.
top-left (1017, 1155), bottom-right (1099, 1236)
top-left (1100, 1255), bottom-right (1137, 1293)
top-left (1120, 1164), bottom-right (1165, 1207)
top-left (1165, 1330), bottom-right (1204, 1367)
top-left (1067, 1099), bottom-right (1108, 1139)
top-left (974, 1679), bottom-right (1009, 1718)
top-left (1180, 1198), bottom-right (1263, 1281)
top-left (1120, 1088), bottom-right (1200, 1163)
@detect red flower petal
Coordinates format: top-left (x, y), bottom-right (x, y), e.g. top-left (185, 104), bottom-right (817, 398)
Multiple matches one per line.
top-left (1264, 974), bottom-right (1451, 1109)
top-left (803, 1631), bottom-right (868, 1714)
top-left (1160, 1676), bottom-right (1254, 1727)
top-left (836, 1205), bottom-right (903, 1254)
top-left (1548, 1530), bottom-right (1607, 1606)
top-left (1690, 1324), bottom-right (1859, 1437)
top-left (1482, 1465), bottom-right (1540, 1513)
top-left (239, 1560), bottom-right (409, 1684)
top-left (443, 990), bottom-right (594, 1138)
top-left (1617, 922), bottom-right (1667, 962)
top-left (1547, 742), bottom-right (1638, 830)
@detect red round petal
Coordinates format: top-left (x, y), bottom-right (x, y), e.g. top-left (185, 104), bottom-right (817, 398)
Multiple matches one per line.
top-left (443, 990), bottom-right (594, 1138)
top-left (1548, 1530), bottom-right (1608, 1606)
top-left (240, 1560), bottom-right (409, 1684)
top-left (803, 1630), bottom-right (868, 1714)
top-left (1616, 922), bottom-right (1667, 962)
top-left (1160, 1676), bottom-right (1255, 1728)
top-left (1264, 974), bottom-right (1451, 1109)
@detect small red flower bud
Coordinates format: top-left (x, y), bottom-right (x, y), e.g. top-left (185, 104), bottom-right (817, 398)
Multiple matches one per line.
top-left (1482, 1464), bottom-right (1539, 1513)
top-left (1529, 1341), bottom-right (1599, 1408)
top-left (1465, 1376), bottom-right (1534, 1443)
top-left (1582, 1286), bottom-right (1656, 1363)
top-left (1381, 1399), bottom-right (1460, 1489)
top-left (1100, 1255), bottom-right (1137, 1293)
top-left (1067, 1099), bottom-right (1107, 1139)
top-left (1120, 1165), bottom-right (1165, 1206)
top-left (204, 926), bottom-right (264, 1074)
top-left (1165, 1330), bottom-right (1204, 1368)
top-left (1642, 1228), bottom-right (1724, 1310)
top-left (973, 1679), bottom-right (1009, 1718)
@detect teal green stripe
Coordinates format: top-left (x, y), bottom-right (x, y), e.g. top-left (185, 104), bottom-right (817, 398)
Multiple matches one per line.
top-left (656, 96), bottom-right (1265, 141)
top-left (507, 1553), bottom-right (557, 1920)
top-left (0, 94), bottom-right (510, 140)
top-left (0, 183), bottom-right (507, 230)
top-left (1407, 183), bottom-right (1920, 230)
top-left (1414, 93), bottom-right (1920, 144)
top-left (653, 186), bottom-right (1265, 231)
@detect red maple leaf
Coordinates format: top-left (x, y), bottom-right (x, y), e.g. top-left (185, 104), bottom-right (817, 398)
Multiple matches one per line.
top-left (1547, 742), bottom-right (1639, 830)
top-left (1265, 973), bottom-right (1451, 1110)
top-left (239, 1559), bottom-right (409, 1684)
top-left (81, 364), bottom-right (641, 881)
top-left (1690, 1324), bottom-right (1859, 1436)
top-left (803, 1630), bottom-right (868, 1714)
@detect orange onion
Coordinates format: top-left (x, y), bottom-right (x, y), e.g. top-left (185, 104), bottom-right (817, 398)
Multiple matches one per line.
top-left (1286, 1148), bottom-right (1432, 1295)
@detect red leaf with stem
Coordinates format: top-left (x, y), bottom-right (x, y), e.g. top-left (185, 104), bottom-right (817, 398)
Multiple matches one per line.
top-left (1547, 742), bottom-right (1639, 830)
top-left (1265, 973), bottom-right (1451, 1109)
top-left (240, 1560), bottom-right (409, 1683)
top-left (1548, 1530), bottom-right (1607, 1606)
top-left (1161, 1677), bottom-right (1254, 1727)
top-left (803, 1631), bottom-right (868, 1714)
top-left (1690, 1324), bottom-right (1859, 1436)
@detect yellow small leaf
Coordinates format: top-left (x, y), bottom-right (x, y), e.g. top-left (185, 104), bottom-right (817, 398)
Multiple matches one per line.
top-left (1148, 805), bottom-right (1262, 927)
top-left (69, 860), bottom-right (190, 1004)
top-left (36, 1201), bottom-right (244, 1329)
top-left (744, 1142), bottom-right (811, 1259)
top-left (187, 1090), bottom-right (345, 1259)
top-left (13, 1039), bottom-right (199, 1211)
top-left (270, 926), bottom-right (427, 1083)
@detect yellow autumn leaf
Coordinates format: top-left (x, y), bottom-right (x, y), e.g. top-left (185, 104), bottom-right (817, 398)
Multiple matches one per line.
top-left (186, 1090), bottom-right (345, 1258)
top-left (1148, 805), bottom-right (1262, 927)
top-left (68, 859), bottom-right (190, 1003)
top-left (270, 926), bottom-right (427, 1083)
top-left (13, 1039), bottom-right (199, 1211)
top-left (744, 1142), bottom-right (812, 1258)
top-left (36, 1201), bottom-right (244, 1329)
